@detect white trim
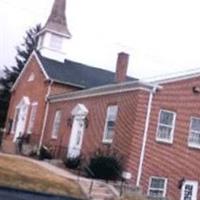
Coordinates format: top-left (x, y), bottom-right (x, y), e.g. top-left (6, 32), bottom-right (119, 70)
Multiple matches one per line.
top-left (188, 116), bottom-right (200, 149)
top-left (49, 80), bottom-right (159, 102)
top-left (11, 51), bottom-right (49, 92)
top-left (38, 80), bottom-right (53, 150)
top-left (181, 180), bottom-right (198, 200)
top-left (136, 88), bottom-right (155, 187)
top-left (71, 104), bottom-right (89, 116)
top-left (148, 176), bottom-right (168, 198)
top-left (50, 87), bottom-right (153, 103)
top-left (33, 51), bottom-right (49, 79)
top-left (151, 70), bottom-right (200, 85)
top-left (38, 28), bottom-right (71, 39)
top-left (67, 115), bottom-right (86, 158)
top-left (156, 109), bottom-right (176, 144)
top-left (12, 96), bottom-right (30, 142)
top-left (102, 139), bottom-right (113, 144)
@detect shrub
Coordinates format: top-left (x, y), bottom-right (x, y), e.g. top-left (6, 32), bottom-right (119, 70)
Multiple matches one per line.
top-left (87, 148), bottom-right (123, 181)
top-left (39, 145), bottom-right (52, 160)
top-left (63, 155), bottom-right (82, 169)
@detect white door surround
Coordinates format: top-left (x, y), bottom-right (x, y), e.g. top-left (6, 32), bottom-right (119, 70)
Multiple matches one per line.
top-left (181, 180), bottom-right (198, 200)
top-left (13, 96), bottom-right (30, 142)
top-left (67, 104), bottom-right (88, 158)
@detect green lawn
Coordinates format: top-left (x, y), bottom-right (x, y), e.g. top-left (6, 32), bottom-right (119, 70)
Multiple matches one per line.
top-left (0, 155), bottom-right (84, 198)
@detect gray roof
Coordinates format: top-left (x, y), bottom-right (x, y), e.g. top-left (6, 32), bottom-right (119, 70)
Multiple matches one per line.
top-left (37, 53), bottom-right (136, 89)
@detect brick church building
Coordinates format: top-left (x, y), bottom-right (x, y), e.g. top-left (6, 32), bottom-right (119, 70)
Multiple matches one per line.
top-left (3, 0), bottom-right (200, 199)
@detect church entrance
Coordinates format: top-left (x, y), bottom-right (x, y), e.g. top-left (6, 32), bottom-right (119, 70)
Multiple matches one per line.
top-left (12, 97), bottom-right (30, 142)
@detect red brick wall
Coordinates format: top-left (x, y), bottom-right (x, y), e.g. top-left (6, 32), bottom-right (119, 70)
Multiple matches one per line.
top-left (43, 89), bottom-right (150, 185)
top-left (51, 82), bottom-right (78, 95)
top-left (5, 54), bottom-right (48, 144)
top-left (4, 54), bottom-right (77, 149)
top-left (141, 77), bottom-right (200, 200)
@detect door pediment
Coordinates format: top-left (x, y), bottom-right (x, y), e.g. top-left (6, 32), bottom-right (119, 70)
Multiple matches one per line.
top-left (17, 96), bottom-right (30, 107)
top-left (71, 104), bottom-right (88, 117)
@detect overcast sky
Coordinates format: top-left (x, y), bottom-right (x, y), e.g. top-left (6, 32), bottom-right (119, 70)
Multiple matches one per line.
top-left (1, 0), bottom-right (200, 80)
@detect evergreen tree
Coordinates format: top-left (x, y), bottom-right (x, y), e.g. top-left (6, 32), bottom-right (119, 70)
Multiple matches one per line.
top-left (0, 24), bottom-right (41, 128)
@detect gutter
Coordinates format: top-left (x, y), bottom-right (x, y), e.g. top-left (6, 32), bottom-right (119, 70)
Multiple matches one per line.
top-left (38, 80), bottom-right (53, 150)
top-left (49, 81), bottom-right (160, 103)
top-left (136, 86), bottom-right (157, 187)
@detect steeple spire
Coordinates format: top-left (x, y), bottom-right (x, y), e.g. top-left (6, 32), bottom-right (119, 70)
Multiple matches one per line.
top-left (44, 0), bottom-right (71, 38)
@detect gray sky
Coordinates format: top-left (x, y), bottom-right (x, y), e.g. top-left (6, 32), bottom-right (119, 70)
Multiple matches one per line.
top-left (1, 0), bottom-right (200, 80)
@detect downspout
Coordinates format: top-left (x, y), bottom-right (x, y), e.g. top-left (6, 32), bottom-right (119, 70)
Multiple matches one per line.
top-left (136, 86), bottom-right (156, 187)
top-left (38, 80), bottom-right (53, 150)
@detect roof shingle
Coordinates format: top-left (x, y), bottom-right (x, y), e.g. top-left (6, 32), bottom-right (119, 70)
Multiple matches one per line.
top-left (37, 52), bottom-right (136, 89)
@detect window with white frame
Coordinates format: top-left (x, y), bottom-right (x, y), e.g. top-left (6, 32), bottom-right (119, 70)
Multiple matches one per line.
top-left (27, 102), bottom-right (38, 134)
top-left (188, 117), bottom-right (200, 148)
top-left (103, 105), bottom-right (118, 143)
top-left (148, 177), bottom-right (167, 198)
top-left (49, 34), bottom-right (63, 50)
top-left (51, 110), bottom-right (62, 139)
top-left (11, 107), bottom-right (20, 134)
top-left (156, 110), bottom-right (176, 143)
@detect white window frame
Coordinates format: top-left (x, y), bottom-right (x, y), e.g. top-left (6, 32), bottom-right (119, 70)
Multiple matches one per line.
top-left (51, 110), bottom-right (62, 139)
top-left (188, 117), bottom-right (200, 149)
top-left (27, 102), bottom-right (38, 134)
top-left (103, 105), bottom-right (118, 144)
top-left (49, 34), bottom-right (63, 50)
top-left (148, 176), bottom-right (168, 198)
top-left (11, 106), bottom-right (20, 134)
top-left (156, 109), bottom-right (176, 144)
top-left (181, 180), bottom-right (198, 200)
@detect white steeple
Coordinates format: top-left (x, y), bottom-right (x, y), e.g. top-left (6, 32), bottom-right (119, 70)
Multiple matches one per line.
top-left (37, 0), bottom-right (71, 62)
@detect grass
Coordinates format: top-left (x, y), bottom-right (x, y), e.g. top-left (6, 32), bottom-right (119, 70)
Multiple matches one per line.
top-left (0, 154), bottom-right (84, 198)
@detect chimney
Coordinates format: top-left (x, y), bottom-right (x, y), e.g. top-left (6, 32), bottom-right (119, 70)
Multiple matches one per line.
top-left (115, 52), bottom-right (129, 83)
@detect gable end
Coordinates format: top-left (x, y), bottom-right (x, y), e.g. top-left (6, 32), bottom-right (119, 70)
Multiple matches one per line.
top-left (11, 51), bottom-right (49, 92)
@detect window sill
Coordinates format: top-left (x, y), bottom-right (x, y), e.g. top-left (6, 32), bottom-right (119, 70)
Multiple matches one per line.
top-left (51, 136), bottom-right (58, 140)
top-left (156, 138), bottom-right (173, 145)
top-left (102, 139), bottom-right (113, 145)
top-left (188, 143), bottom-right (200, 150)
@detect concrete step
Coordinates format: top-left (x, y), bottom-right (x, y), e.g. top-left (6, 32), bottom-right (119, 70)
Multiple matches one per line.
top-left (79, 180), bottom-right (117, 200)
top-left (92, 192), bottom-right (114, 198)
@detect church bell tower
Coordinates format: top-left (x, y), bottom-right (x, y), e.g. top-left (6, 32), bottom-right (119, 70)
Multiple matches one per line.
top-left (37, 0), bottom-right (71, 62)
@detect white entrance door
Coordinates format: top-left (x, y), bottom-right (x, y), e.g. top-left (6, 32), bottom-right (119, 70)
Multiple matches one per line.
top-left (68, 116), bottom-right (85, 158)
top-left (181, 181), bottom-right (198, 200)
top-left (13, 97), bottom-right (30, 142)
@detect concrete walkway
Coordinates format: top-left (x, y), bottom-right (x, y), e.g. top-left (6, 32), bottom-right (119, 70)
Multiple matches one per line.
top-left (0, 153), bottom-right (119, 200)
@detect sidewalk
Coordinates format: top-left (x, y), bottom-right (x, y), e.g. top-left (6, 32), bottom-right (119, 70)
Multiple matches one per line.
top-left (0, 153), bottom-right (119, 200)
